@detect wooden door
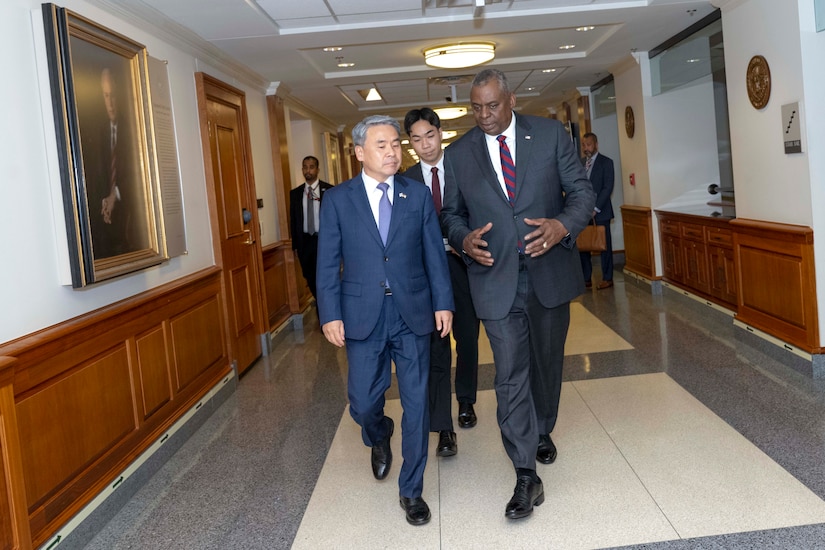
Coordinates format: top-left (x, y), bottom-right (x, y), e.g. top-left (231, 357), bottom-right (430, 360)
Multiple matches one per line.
top-left (196, 74), bottom-right (263, 375)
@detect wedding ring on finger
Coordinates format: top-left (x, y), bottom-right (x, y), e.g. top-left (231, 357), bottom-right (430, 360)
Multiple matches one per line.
top-left (542, 241), bottom-right (548, 249)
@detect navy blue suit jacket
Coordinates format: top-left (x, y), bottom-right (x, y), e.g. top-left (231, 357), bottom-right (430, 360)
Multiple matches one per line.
top-left (316, 173), bottom-right (453, 340)
top-left (585, 153), bottom-right (615, 224)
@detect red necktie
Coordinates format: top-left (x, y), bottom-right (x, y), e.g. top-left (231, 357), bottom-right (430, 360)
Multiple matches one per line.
top-left (497, 135), bottom-right (515, 205)
top-left (431, 166), bottom-right (442, 215)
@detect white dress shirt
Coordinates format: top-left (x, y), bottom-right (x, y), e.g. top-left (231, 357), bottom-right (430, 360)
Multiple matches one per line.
top-left (483, 116), bottom-right (517, 199)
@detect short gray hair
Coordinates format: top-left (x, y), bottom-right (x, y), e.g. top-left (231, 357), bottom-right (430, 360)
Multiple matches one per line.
top-left (471, 68), bottom-right (511, 95)
top-left (352, 115), bottom-right (401, 146)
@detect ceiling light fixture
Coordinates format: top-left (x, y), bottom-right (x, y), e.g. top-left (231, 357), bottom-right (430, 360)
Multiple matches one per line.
top-left (442, 130), bottom-right (457, 139)
top-left (336, 56), bottom-right (355, 68)
top-left (559, 44), bottom-right (576, 50)
top-left (576, 26), bottom-right (595, 32)
top-left (433, 106), bottom-right (468, 120)
top-left (357, 88), bottom-right (382, 101)
top-left (423, 42), bottom-right (495, 69)
top-left (542, 68), bottom-right (557, 73)
top-left (323, 46), bottom-right (342, 52)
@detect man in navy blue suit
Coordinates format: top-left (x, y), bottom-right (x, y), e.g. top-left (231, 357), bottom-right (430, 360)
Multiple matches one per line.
top-left (316, 115), bottom-right (454, 525)
top-left (580, 132), bottom-right (616, 289)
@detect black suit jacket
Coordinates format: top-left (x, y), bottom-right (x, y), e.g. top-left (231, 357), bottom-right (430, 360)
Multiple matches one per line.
top-left (585, 153), bottom-right (615, 224)
top-left (290, 181), bottom-right (332, 252)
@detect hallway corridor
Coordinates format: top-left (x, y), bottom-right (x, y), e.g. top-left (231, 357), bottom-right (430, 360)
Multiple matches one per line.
top-left (84, 272), bottom-right (825, 549)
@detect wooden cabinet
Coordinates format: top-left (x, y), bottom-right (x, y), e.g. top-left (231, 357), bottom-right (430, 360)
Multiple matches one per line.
top-left (656, 211), bottom-right (736, 308)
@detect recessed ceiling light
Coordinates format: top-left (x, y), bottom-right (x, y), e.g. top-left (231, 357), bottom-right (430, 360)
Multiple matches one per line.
top-left (559, 44), bottom-right (576, 50)
top-left (441, 130), bottom-right (457, 139)
top-left (525, 87), bottom-right (535, 91)
top-left (323, 47), bottom-right (343, 52)
top-left (401, 139), bottom-right (410, 145)
top-left (542, 68), bottom-right (557, 73)
top-left (365, 88), bottom-right (382, 101)
top-left (576, 26), bottom-right (595, 32)
top-left (337, 62), bottom-right (355, 68)
top-left (686, 58), bottom-right (701, 63)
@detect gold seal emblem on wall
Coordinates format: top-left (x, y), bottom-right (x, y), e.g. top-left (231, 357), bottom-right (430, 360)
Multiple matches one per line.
top-left (746, 55), bottom-right (771, 110)
top-left (625, 106), bottom-right (635, 138)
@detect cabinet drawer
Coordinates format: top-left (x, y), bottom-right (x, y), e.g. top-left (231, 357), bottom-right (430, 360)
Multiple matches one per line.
top-left (706, 228), bottom-right (733, 247)
top-left (681, 223), bottom-right (705, 241)
top-left (661, 218), bottom-right (680, 236)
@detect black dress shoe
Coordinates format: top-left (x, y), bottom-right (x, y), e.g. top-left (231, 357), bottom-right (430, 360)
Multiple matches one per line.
top-left (436, 430), bottom-right (457, 457)
top-left (505, 474), bottom-right (544, 519)
top-left (457, 402), bottom-right (477, 429)
top-left (536, 433), bottom-right (557, 464)
top-left (399, 496), bottom-right (431, 525)
top-left (371, 417), bottom-right (394, 480)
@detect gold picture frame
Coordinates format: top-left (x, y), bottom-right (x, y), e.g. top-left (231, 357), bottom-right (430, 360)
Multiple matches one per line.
top-left (42, 4), bottom-right (166, 287)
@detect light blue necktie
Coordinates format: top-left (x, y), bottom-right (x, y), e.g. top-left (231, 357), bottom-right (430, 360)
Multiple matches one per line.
top-left (377, 182), bottom-right (391, 245)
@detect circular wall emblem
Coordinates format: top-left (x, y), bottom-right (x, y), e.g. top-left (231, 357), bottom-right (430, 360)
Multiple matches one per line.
top-left (746, 55), bottom-right (771, 109)
top-left (625, 106), bottom-right (635, 138)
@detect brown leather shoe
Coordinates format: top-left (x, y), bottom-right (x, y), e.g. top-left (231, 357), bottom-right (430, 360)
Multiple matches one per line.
top-left (597, 280), bottom-right (614, 290)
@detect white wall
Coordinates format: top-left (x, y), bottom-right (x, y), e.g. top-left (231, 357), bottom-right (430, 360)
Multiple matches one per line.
top-left (721, 0), bottom-right (812, 226)
top-left (797, 0), bottom-right (825, 344)
top-left (614, 57), bottom-right (652, 209)
top-left (0, 0), bottom-right (275, 343)
top-left (289, 119), bottom-right (315, 188)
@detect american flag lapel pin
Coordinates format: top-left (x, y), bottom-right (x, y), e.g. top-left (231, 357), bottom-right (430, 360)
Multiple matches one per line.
top-left (399, 192), bottom-right (407, 199)
top-left (525, 135), bottom-right (532, 140)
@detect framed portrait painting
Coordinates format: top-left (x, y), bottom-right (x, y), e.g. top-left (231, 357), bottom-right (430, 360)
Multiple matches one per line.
top-left (42, 4), bottom-right (166, 287)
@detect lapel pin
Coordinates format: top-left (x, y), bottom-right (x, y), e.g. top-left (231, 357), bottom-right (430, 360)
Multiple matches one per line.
top-left (399, 193), bottom-right (407, 199)
top-left (525, 135), bottom-right (532, 140)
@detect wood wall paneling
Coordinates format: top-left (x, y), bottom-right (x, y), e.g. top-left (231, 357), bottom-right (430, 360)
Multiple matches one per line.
top-left (733, 219), bottom-right (818, 351)
top-left (0, 356), bottom-right (31, 550)
top-left (620, 206), bottom-right (655, 279)
top-left (0, 269), bottom-right (231, 547)
top-left (135, 326), bottom-right (172, 420)
top-left (170, 297), bottom-right (225, 392)
top-left (657, 211), bottom-right (737, 309)
top-left (17, 346), bottom-right (136, 517)
top-left (262, 245), bottom-right (296, 330)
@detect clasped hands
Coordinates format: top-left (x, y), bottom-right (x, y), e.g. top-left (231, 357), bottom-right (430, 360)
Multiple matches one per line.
top-left (461, 218), bottom-right (568, 265)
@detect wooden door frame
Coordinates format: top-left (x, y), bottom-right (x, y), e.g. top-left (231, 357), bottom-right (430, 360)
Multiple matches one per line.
top-left (194, 72), bottom-right (268, 364)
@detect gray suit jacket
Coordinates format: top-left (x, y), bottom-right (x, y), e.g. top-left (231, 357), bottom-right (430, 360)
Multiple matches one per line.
top-left (441, 114), bottom-right (595, 320)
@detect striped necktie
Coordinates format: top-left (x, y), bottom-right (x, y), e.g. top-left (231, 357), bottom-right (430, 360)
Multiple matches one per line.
top-left (497, 135), bottom-right (515, 205)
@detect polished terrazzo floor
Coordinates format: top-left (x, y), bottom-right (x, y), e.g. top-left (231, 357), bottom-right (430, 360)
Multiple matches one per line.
top-left (84, 268), bottom-right (825, 549)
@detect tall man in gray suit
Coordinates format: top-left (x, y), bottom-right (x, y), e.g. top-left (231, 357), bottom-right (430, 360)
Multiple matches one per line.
top-left (442, 69), bottom-right (595, 519)
top-left (317, 115), bottom-right (453, 525)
